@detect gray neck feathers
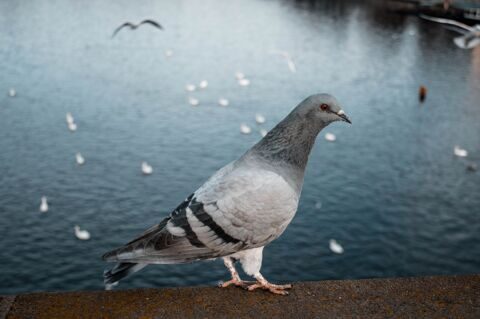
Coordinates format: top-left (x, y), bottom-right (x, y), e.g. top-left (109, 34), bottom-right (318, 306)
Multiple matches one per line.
top-left (244, 112), bottom-right (325, 189)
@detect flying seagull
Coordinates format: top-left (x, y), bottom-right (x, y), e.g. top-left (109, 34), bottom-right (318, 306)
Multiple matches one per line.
top-left (420, 14), bottom-right (480, 49)
top-left (102, 94), bottom-right (351, 295)
top-left (112, 20), bottom-right (163, 38)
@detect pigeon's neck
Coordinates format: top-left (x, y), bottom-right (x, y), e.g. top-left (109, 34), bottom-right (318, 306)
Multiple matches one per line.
top-left (248, 113), bottom-right (324, 177)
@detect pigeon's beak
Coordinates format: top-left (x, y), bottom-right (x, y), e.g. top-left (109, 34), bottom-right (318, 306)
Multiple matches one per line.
top-left (336, 110), bottom-right (352, 124)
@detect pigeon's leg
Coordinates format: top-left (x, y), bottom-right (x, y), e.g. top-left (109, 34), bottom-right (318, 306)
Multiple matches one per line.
top-left (247, 273), bottom-right (293, 295)
top-left (236, 247), bottom-right (292, 295)
top-left (219, 257), bottom-right (252, 288)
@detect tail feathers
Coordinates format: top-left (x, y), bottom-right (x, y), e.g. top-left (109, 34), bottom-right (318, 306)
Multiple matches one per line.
top-left (103, 262), bottom-right (147, 289)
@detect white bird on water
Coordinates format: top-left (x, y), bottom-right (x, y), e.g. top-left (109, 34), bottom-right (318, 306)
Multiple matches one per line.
top-left (185, 84), bottom-right (196, 92)
top-left (188, 97), bottom-right (199, 106)
top-left (325, 132), bottom-right (336, 142)
top-left (454, 145), bottom-right (468, 157)
top-left (199, 80), bottom-right (208, 89)
top-left (235, 72), bottom-right (245, 80)
top-left (240, 123), bottom-right (252, 134)
top-left (66, 113), bottom-right (75, 125)
top-left (238, 78), bottom-right (250, 87)
top-left (8, 88), bottom-right (16, 97)
top-left (74, 225), bottom-right (91, 240)
top-left (270, 50), bottom-right (296, 73)
top-left (76, 153), bottom-right (85, 165)
top-left (142, 161), bottom-right (153, 175)
top-left (259, 128), bottom-right (268, 137)
top-left (218, 98), bottom-right (229, 107)
top-left (255, 114), bottom-right (266, 124)
top-left (40, 196), bottom-right (48, 213)
top-left (329, 239), bottom-right (344, 254)
top-left (68, 122), bottom-right (77, 132)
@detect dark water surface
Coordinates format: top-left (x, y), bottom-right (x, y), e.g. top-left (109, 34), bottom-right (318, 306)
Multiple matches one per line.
top-left (1, 0), bottom-right (479, 294)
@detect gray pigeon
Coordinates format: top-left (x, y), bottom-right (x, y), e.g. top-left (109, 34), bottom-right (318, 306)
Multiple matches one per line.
top-left (102, 93), bottom-right (351, 295)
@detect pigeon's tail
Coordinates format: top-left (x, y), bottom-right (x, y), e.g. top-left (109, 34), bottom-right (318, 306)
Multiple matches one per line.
top-left (103, 262), bottom-right (147, 289)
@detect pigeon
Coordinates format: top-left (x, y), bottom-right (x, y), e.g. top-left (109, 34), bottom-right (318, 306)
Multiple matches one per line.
top-left (112, 19), bottom-right (163, 38)
top-left (102, 94), bottom-right (351, 295)
top-left (420, 15), bottom-right (480, 49)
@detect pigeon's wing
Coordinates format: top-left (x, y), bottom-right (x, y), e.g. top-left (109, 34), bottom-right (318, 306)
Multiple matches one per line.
top-left (103, 162), bottom-right (299, 264)
top-left (419, 14), bottom-right (475, 32)
top-left (111, 22), bottom-right (134, 38)
top-left (193, 163), bottom-right (299, 250)
top-left (140, 19), bottom-right (164, 30)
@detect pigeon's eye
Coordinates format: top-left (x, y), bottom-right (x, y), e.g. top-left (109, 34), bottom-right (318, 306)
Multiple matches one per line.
top-left (320, 104), bottom-right (329, 111)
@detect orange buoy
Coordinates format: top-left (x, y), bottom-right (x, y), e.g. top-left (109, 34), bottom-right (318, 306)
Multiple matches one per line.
top-left (419, 85), bottom-right (427, 102)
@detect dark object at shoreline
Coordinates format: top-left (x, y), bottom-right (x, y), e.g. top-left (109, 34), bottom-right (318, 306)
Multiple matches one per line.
top-left (419, 85), bottom-right (427, 102)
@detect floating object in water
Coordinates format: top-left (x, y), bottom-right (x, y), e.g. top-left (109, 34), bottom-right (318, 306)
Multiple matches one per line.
top-left (142, 161), bottom-right (153, 175)
top-left (235, 72), bottom-right (245, 80)
top-left (76, 153), bottom-right (85, 165)
top-left (199, 80), bottom-right (208, 89)
top-left (74, 225), bottom-right (91, 240)
top-left (66, 112), bottom-right (75, 125)
top-left (255, 114), bottom-right (266, 124)
top-left (40, 196), bottom-right (48, 213)
top-left (68, 122), bottom-right (77, 132)
top-left (270, 50), bottom-right (296, 73)
top-left (419, 85), bottom-right (427, 102)
top-left (325, 132), bottom-right (336, 142)
top-left (240, 123), bottom-right (252, 134)
top-left (329, 239), bottom-right (344, 254)
top-left (238, 78), bottom-right (250, 87)
top-left (420, 15), bottom-right (480, 49)
top-left (112, 19), bottom-right (163, 38)
top-left (185, 84), bottom-right (196, 92)
top-left (8, 88), bottom-right (16, 97)
top-left (218, 98), bottom-right (229, 106)
top-left (188, 97), bottom-right (199, 106)
top-left (164, 49), bottom-right (173, 57)
top-left (467, 163), bottom-right (478, 172)
top-left (454, 145), bottom-right (468, 157)
top-left (314, 201), bottom-right (322, 210)
top-left (259, 128), bottom-right (268, 137)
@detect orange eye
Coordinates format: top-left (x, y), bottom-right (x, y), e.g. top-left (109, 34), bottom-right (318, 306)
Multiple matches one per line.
top-left (320, 104), bottom-right (329, 111)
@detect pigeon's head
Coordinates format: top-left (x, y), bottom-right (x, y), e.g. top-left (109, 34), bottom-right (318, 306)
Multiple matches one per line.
top-left (294, 93), bottom-right (351, 126)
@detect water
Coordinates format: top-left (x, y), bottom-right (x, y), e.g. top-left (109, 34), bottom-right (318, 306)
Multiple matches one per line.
top-left (1, 0), bottom-right (479, 294)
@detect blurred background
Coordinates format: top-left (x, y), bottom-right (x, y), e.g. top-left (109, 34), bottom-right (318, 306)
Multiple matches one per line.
top-left (0, 0), bottom-right (479, 294)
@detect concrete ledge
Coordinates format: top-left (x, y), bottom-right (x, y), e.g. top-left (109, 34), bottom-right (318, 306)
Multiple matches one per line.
top-left (2, 275), bottom-right (480, 318)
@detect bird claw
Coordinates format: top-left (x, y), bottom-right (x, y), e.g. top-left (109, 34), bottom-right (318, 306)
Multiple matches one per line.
top-left (246, 282), bottom-right (292, 295)
top-left (218, 279), bottom-right (253, 289)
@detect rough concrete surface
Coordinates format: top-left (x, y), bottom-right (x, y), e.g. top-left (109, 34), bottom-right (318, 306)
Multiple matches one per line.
top-left (2, 274), bottom-right (479, 319)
